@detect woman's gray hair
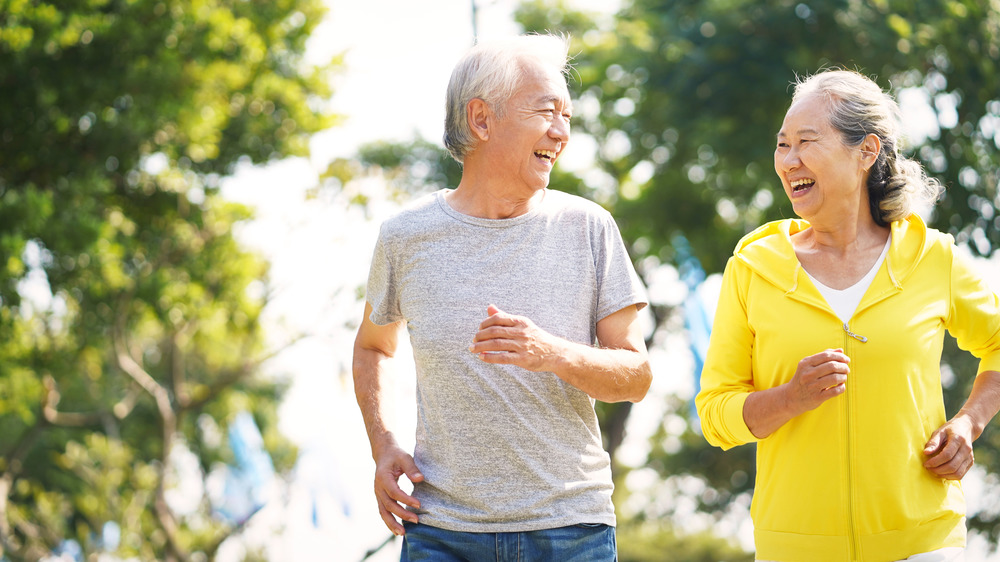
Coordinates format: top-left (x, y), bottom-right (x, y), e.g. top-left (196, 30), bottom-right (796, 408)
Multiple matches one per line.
top-left (792, 69), bottom-right (944, 225)
top-left (443, 34), bottom-right (570, 163)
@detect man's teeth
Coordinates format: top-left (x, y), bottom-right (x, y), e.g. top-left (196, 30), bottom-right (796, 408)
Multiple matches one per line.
top-left (535, 150), bottom-right (556, 160)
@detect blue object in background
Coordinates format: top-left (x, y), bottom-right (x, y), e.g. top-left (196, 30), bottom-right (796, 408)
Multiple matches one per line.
top-left (53, 538), bottom-right (82, 561)
top-left (214, 411), bottom-right (276, 524)
top-left (672, 234), bottom-right (713, 421)
top-left (100, 521), bottom-right (121, 552)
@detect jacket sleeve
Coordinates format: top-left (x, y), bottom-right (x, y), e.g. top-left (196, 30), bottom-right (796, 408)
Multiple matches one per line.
top-left (947, 247), bottom-right (1000, 375)
top-left (695, 257), bottom-right (760, 450)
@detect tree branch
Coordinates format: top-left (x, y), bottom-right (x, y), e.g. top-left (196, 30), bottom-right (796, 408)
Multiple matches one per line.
top-left (179, 332), bottom-right (307, 411)
top-left (0, 421), bottom-right (45, 560)
top-left (112, 300), bottom-right (187, 561)
top-left (42, 376), bottom-right (103, 427)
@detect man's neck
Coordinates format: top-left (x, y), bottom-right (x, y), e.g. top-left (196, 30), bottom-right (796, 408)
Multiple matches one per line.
top-left (446, 180), bottom-right (546, 220)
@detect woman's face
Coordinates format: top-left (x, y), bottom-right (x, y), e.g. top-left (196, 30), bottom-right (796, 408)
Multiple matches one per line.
top-left (774, 94), bottom-right (869, 222)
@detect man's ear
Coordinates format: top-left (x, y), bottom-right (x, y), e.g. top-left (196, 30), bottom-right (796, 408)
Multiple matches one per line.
top-left (467, 98), bottom-right (491, 142)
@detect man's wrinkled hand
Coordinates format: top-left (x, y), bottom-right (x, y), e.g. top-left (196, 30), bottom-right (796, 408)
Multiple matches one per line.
top-left (469, 304), bottom-right (560, 372)
top-left (373, 444), bottom-right (424, 535)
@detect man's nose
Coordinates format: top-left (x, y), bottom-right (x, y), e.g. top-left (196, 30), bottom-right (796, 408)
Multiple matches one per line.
top-left (549, 114), bottom-right (570, 142)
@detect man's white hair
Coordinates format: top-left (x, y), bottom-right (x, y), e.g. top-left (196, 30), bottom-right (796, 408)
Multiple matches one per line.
top-left (443, 34), bottom-right (570, 163)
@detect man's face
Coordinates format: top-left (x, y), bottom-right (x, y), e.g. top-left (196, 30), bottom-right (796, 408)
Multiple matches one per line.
top-left (486, 60), bottom-right (572, 193)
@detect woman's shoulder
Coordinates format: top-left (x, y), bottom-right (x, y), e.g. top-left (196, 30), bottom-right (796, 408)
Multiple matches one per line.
top-left (728, 219), bottom-right (805, 287)
top-left (892, 213), bottom-right (955, 254)
top-left (734, 219), bottom-right (806, 255)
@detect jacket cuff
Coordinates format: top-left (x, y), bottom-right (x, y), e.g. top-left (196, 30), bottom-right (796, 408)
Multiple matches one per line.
top-left (722, 392), bottom-right (759, 448)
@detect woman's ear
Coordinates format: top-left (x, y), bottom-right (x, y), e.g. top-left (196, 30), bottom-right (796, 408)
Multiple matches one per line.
top-left (861, 133), bottom-right (881, 171)
top-left (467, 98), bottom-right (491, 142)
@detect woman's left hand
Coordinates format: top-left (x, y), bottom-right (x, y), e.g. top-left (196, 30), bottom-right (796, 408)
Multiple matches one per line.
top-left (923, 417), bottom-right (976, 480)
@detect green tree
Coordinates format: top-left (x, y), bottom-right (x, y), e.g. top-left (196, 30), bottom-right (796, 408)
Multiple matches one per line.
top-left (0, 0), bottom-right (336, 559)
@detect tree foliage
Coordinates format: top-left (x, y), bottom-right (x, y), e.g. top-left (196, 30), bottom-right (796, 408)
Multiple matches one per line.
top-left (0, 0), bottom-right (335, 559)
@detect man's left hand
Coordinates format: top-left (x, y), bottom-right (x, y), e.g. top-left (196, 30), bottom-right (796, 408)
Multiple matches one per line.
top-left (469, 305), bottom-right (561, 372)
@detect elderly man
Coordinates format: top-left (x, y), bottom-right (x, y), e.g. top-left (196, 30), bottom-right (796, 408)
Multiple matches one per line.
top-left (353, 34), bottom-right (651, 561)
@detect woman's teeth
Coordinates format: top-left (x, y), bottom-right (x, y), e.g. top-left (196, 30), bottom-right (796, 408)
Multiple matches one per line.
top-left (791, 178), bottom-right (815, 191)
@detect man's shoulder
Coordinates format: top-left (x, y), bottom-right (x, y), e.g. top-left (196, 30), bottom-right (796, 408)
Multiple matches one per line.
top-left (379, 190), bottom-right (446, 235)
top-left (544, 189), bottom-right (612, 220)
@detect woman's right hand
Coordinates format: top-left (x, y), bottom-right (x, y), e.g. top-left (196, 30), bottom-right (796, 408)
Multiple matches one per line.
top-left (744, 348), bottom-right (850, 439)
top-left (786, 348), bottom-right (851, 412)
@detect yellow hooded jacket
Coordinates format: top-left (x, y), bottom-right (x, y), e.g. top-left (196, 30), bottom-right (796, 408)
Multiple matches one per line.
top-left (696, 214), bottom-right (1000, 561)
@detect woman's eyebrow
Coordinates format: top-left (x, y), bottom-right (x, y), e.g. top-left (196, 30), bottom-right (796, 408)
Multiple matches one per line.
top-left (776, 127), bottom-right (821, 139)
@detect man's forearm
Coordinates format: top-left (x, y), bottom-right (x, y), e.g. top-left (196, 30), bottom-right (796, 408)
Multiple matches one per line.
top-left (353, 344), bottom-right (399, 458)
top-left (548, 340), bottom-right (652, 403)
top-left (470, 304), bottom-right (651, 403)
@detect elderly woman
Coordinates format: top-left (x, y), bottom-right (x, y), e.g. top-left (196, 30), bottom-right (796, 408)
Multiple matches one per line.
top-left (696, 69), bottom-right (1000, 562)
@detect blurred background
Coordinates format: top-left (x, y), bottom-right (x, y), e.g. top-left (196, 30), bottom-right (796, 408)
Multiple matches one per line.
top-left (2, 0), bottom-right (1000, 560)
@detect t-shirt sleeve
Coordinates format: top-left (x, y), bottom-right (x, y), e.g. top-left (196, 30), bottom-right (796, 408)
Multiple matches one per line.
top-left (366, 225), bottom-right (404, 326)
top-left (594, 212), bottom-right (648, 322)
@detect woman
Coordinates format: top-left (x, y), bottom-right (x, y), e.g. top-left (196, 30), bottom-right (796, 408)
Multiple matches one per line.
top-left (696, 69), bottom-right (1000, 562)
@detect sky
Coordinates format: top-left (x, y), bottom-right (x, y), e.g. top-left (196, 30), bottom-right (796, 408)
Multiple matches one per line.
top-left (309, 0), bottom-right (520, 159)
top-left (214, 1), bottom-right (1000, 560)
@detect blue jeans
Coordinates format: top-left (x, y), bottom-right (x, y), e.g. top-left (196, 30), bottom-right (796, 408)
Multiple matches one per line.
top-left (400, 522), bottom-right (617, 561)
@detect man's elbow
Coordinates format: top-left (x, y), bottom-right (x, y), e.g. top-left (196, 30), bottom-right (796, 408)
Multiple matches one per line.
top-left (352, 332), bottom-right (396, 387)
top-left (626, 361), bottom-right (653, 403)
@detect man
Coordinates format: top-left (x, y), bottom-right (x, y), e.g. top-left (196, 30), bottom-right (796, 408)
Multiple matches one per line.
top-left (353, 34), bottom-right (652, 561)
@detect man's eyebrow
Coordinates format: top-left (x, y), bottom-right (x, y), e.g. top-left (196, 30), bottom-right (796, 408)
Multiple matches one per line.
top-left (537, 94), bottom-right (571, 108)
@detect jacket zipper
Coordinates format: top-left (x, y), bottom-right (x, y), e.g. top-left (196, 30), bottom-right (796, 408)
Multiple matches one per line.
top-left (843, 323), bottom-right (867, 343)
top-left (843, 322), bottom-right (867, 561)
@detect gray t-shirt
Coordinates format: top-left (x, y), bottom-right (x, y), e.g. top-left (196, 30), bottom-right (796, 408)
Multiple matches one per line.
top-left (367, 188), bottom-right (647, 532)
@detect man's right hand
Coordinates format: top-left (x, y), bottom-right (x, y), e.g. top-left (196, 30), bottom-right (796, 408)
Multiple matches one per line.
top-left (374, 443), bottom-right (424, 535)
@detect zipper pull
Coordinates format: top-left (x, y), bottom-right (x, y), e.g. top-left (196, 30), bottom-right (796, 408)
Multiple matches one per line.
top-left (843, 323), bottom-right (868, 343)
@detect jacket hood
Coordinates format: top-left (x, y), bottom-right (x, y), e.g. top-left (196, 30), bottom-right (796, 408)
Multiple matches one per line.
top-left (733, 213), bottom-right (934, 293)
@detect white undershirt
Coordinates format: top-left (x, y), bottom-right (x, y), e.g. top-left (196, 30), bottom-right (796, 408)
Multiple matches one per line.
top-left (804, 235), bottom-right (891, 324)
